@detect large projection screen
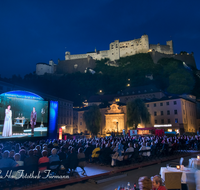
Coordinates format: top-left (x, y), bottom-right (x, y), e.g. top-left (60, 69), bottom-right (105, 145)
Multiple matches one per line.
top-left (0, 91), bottom-right (48, 139)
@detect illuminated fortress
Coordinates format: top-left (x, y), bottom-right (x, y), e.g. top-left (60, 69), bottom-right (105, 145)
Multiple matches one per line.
top-left (64, 34), bottom-right (173, 61)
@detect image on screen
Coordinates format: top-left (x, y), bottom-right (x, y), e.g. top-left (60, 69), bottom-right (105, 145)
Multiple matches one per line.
top-left (0, 91), bottom-right (49, 139)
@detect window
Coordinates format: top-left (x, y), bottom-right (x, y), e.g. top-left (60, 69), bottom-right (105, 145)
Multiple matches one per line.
top-left (154, 112), bottom-right (157, 116)
top-left (161, 119), bottom-right (164, 124)
top-left (146, 104), bottom-right (149, 107)
top-left (175, 119), bottom-right (178, 123)
top-left (167, 110), bottom-right (170, 115)
top-left (174, 101), bottom-right (177, 105)
top-left (161, 111), bottom-right (164, 115)
top-left (166, 102), bottom-right (169, 106)
top-left (154, 103), bottom-right (156, 107)
top-left (155, 120), bottom-right (157, 124)
top-left (183, 110), bottom-right (185, 114)
top-left (160, 102), bottom-right (163, 106)
top-left (80, 122), bottom-right (82, 125)
top-left (168, 119), bottom-right (171, 124)
top-left (174, 110), bottom-right (177, 114)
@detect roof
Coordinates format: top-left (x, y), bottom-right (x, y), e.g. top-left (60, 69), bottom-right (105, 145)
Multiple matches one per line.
top-left (88, 94), bottom-right (117, 103)
top-left (143, 96), bottom-right (196, 104)
top-left (74, 102), bottom-right (126, 112)
top-left (36, 62), bottom-right (49, 66)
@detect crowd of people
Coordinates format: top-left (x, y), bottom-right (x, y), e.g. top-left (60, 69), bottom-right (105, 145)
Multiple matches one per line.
top-left (0, 134), bottom-right (199, 178)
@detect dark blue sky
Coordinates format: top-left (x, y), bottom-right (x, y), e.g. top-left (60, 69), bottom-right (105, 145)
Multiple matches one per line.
top-left (0, 0), bottom-right (199, 78)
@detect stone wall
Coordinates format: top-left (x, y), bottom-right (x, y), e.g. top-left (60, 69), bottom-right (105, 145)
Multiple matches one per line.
top-left (57, 56), bottom-right (96, 74)
top-left (149, 50), bottom-right (197, 68)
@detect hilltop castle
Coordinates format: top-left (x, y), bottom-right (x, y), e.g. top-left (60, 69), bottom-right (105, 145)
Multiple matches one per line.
top-left (64, 34), bottom-right (173, 61)
top-left (36, 34), bottom-right (196, 75)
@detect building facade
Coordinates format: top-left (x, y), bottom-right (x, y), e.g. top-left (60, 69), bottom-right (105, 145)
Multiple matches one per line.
top-left (75, 96), bottom-right (198, 136)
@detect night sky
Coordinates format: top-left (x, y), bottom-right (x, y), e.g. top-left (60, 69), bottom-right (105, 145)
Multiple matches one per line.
top-left (0, 0), bottom-right (200, 78)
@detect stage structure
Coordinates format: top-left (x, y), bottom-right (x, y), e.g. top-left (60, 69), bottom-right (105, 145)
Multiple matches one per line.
top-left (0, 90), bottom-right (58, 139)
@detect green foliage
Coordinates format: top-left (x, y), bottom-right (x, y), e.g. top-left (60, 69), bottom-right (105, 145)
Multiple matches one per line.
top-left (154, 58), bottom-right (195, 94)
top-left (166, 69), bottom-right (195, 94)
top-left (1, 54), bottom-right (197, 106)
top-left (83, 105), bottom-right (102, 135)
top-left (126, 99), bottom-right (150, 129)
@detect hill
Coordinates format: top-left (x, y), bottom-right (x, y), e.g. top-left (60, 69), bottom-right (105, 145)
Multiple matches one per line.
top-left (0, 53), bottom-right (197, 106)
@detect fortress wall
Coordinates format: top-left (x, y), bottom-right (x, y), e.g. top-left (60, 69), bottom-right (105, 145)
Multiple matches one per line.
top-left (149, 44), bottom-right (172, 54)
top-left (149, 51), bottom-right (197, 68)
top-left (57, 58), bottom-right (96, 74)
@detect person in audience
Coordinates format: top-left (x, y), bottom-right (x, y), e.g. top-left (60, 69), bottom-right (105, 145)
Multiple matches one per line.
top-left (77, 147), bottom-right (86, 175)
top-left (58, 146), bottom-right (67, 161)
top-left (9, 150), bottom-right (15, 160)
top-left (99, 143), bottom-right (113, 165)
top-left (35, 145), bottom-right (42, 157)
top-left (68, 147), bottom-right (78, 173)
top-left (19, 149), bottom-right (27, 161)
top-left (152, 175), bottom-right (167, 190)
top-left (38, 150), bottom-right (49, 172)
top-left (91, 143), bottom-right (100, 161)
top-left (111, 141), bottom-right (124, 166)
top-left (49, 148), bottom-right (60, 170)
top-left (139, 142), bottom-right (149, 156)
top-left (138, 176), bottom-right (152, 190)
top-left (0, 150), bottom-right (18, 168)
top-left (14, 153), bottom-right (24, 166)
top-left (84, 143), bottom-right (93, 162)
top-left (24, 149), bottom-right (38, 174)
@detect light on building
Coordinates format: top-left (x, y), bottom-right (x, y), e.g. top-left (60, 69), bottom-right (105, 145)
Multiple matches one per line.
top-left (176, 129), bottom-right (179, 133)
top-left (100, 90), bottom-right (102, 93)
top-left (59, 128), bottom-right (62, 140)
top-left (168, 129), bottom-right (172, 132)
top-left (154, 124), bottom-right (172, 127)
top-left (127, 84), bottom-right (130, 87)
top-left (128, 79), bottom-right (130, 81)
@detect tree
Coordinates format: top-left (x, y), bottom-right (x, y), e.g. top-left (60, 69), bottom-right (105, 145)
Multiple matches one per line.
top-left (83, 105), bottom-right (102, 135)
top-left (126, 99), bottom-right (150, 129)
